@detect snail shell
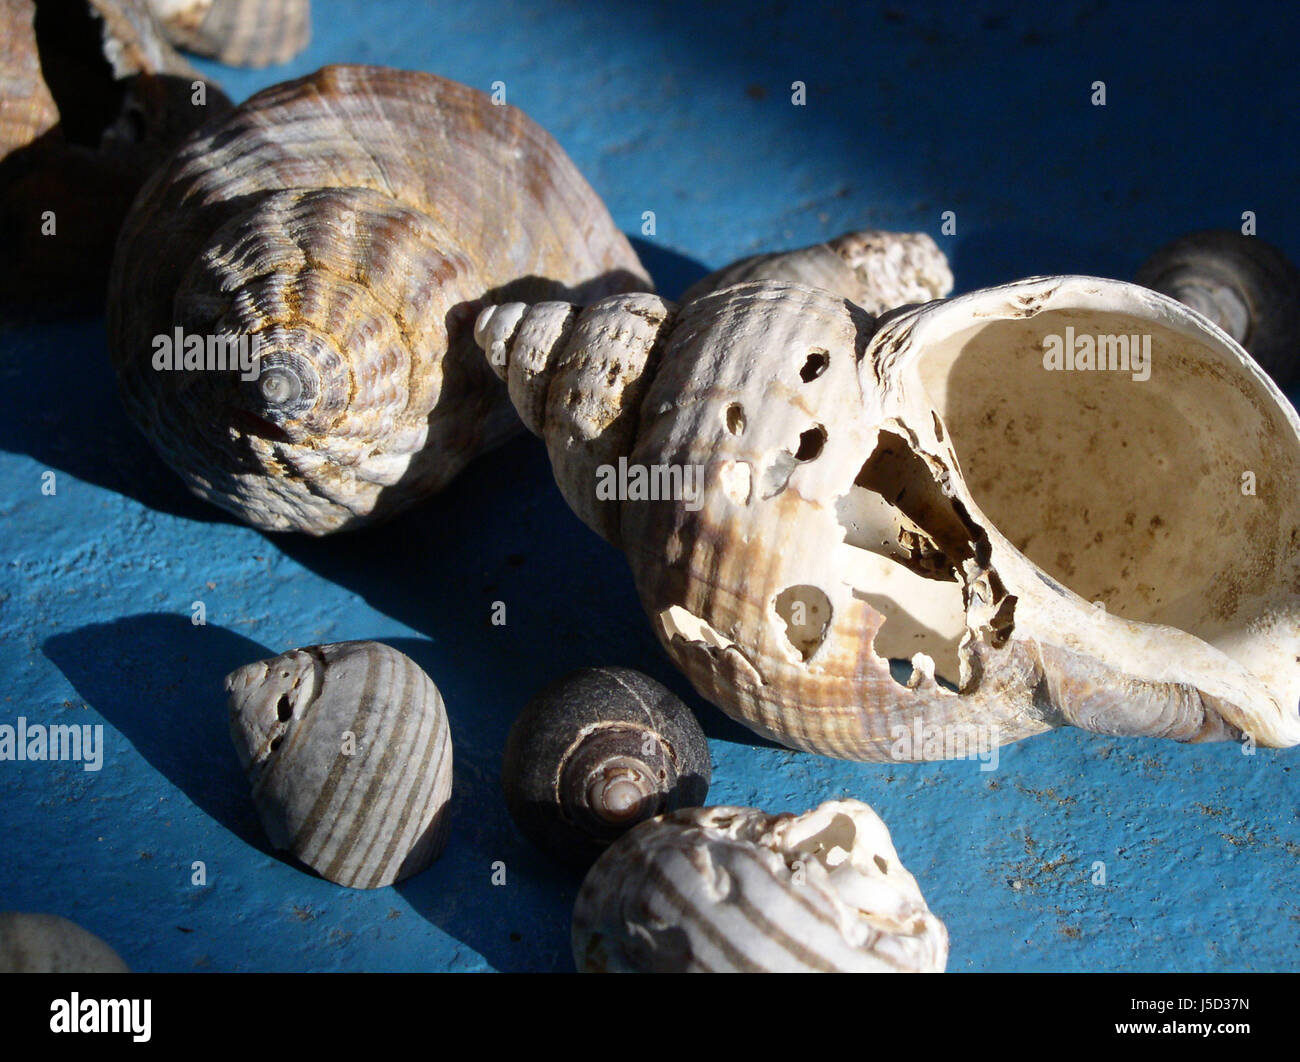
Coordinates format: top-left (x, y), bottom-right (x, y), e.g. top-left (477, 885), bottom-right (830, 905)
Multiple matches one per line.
top-left (501, 666), bottom-right (710, 865)
top-left (572, 800), bottom-right (948, 973)
top-left (225, 640), bottom-right (453, 889)
top-left (475, 275), bottom-right (1300, 760)
top-left (1136, 229), bottom-right (1300, 389)
top-left (0, 912), bottom-right (129, 972)
top-left (0, 0), bottom-right (230, 302)
top-left (108, 64), bottom-right (650, 534)
top-left (146, 0), bottom-right (310, 67)
top-left (682, 230), bottom-right (953, 315)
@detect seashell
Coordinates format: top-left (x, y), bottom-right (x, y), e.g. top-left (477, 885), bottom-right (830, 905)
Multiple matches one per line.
top-left (108, 64), bottom-right (649, 534)
top-left (0, 912), bottom-right (129, 972)
top-left (146, 0), bottom-right (311, 67)
top-left (682, 229), bottom-right (953, 315)
top-left (501, 666), bottom-right (710, 865)
top-left (572, 799), bottom-right (948, 973)
top-left (225, 640), bottom-right (453, 888)
top-left (475, 275), bottom-right (1300, 760)
top-left (1136, 229), bottom-right (1300, 390)
top-left (0, 0), bottom-right (230, 303)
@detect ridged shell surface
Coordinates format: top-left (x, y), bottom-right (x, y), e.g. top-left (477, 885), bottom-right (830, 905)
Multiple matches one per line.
top-left (225, 640), bottom-right (453, 889)
top-left (682, 230), bottom-right (953, 314)
top-left (477, 276), bottom-right (1300, 760)
top-left (0, 912), bottom-right (129, 972)
top-left (147, 0), bottom-right (310, 67)
top-left (501, 666), bottom-right (711, 865)
top-left (572, 800), bottom-right (948, 973)
top-left (109, 64), bottom-right (649, 533)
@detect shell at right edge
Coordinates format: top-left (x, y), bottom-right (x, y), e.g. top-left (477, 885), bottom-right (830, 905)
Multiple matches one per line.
top-left (572, 800), bottom-right (949, 973)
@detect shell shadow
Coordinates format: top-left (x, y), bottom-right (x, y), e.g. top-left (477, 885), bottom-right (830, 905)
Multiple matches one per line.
top-left (0, 311), bottom-right (236, 526)
top-left (382, 634), bottom-right (589, 972)
top-left (274, 434), bottom-right (775, 755)
top-left (628, 236), bottom-right (710, 300)
top-left (41, 613), bottom-right (281, 858)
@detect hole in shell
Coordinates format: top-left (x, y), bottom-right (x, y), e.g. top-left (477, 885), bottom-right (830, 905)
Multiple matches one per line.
top-left (725, 403), bottom-right (746, 434)
top-left (773, 585), bottom-right (832, 662)
top-left (269, 735), bottom-right (284, 753)
top-left (874, 854), bottom-right (889, 874)
top-left (931, 411), bottom-right (944, 442)
top-left (795, 425), bottom-right (826, 462)
top-left (276, 694), bottom-right (293, 722)
top-left (800, 348), bottom-right (829, 382)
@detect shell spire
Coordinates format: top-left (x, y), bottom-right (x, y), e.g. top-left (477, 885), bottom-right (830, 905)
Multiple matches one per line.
top-left (108, 65), bottom-right (651, 534)
top-left (475, 260), bottom-right (1300, 762)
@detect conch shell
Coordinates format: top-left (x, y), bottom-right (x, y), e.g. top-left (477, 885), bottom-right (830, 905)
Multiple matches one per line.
top-left (475, 273), bottom-right (1300, 760)
top-left (146, 0), bottom-right (311, 67)
top-left (0, 0), bottom-right (230, 301)
top-left (108, 64), bottom-right (649, 533)
top-left (572, 800), bottom-right (948, 973)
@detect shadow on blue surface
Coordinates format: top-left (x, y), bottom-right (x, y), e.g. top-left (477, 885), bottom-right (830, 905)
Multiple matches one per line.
top-left (628, 237), bottom-right (709, 300)
top-left (43, 615), bottom-right (279, 856)
top-left (0, 315), bottom-right (237, 527)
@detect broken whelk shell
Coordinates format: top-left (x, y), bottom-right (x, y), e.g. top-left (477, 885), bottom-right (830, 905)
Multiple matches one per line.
top-left (1136, 229), bottom-right (1300, 391)
top-left (225, 640), bottom-right (453, 888)
top-left (682, 229), bottom-right (954, 314)
top-left (146, 0), bottom-right (311, 67)
top-left (572, 800), bottom-right (948, 973)
top-left (108, 64), bottom-right (650, 534)
top-left (0, 912), bottom-right (129, 972)
top-left (475, 273), bottom-right (1300, 761)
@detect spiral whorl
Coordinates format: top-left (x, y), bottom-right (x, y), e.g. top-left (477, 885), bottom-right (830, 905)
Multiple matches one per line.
top-left (109, 65), bottom-right (650, 533)
top-left (474, 293), bottom-right (677, 544)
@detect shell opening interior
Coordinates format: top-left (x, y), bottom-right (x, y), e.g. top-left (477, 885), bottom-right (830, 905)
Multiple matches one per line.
top-left (834, 430), bottom-right (991, 685)
top-left (31, 0), bottom-right (131, 147)
top-left (913, 300), bottom-right (1300, 684)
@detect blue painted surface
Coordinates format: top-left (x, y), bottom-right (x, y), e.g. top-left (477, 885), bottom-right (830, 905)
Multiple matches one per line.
top-left (1, 0), bottom-right (1298, 972)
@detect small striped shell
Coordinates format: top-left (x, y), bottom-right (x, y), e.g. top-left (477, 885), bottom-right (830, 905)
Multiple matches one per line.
top-left (225, 640), bottom-right (453, 889)
top-left (0, 912), bottom-right (129, 973)
top-left (572, 800), bottom-right (948, 973)
top-left (147, 0), bottom-right (311, 67)
top-left (682, 230), bottom-right (953, 315)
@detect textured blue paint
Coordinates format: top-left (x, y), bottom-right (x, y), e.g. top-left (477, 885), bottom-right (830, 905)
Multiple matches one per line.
top-left (1, 0), bottom-right (1298, 972)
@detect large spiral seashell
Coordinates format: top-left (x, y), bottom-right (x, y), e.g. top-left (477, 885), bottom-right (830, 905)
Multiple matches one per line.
top-left (682, 230), bottom-right (953, 314)
top-left (475, 274), bottom-right (1300, 760)
top-left (146, 0), bottom-right (311, 67)
top-left (0, 0), bottom-right (230, 301)
top-left (501, 666), bottom-right (710, 865)
top-left (572, 800), bottom-right (948, 973)
top-left (108, 64), bottom-right (650, 534)
top-left (1136, 229), bottom-right (1300, 389)
top-left (0, 912), bottom-right (129, 972)
top-left (225, 640), bottom-right (453, 889)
